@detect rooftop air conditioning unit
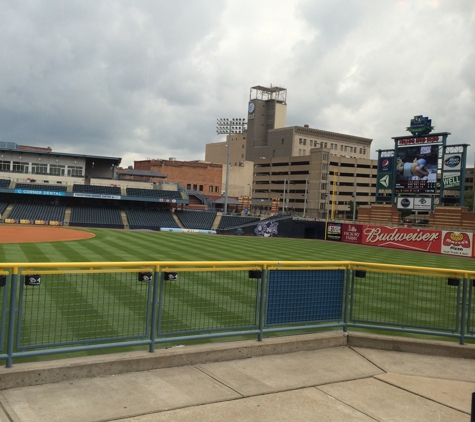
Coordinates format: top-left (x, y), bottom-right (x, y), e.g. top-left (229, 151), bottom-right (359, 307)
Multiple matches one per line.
top-left (169, 157), bottom-right (176, 161)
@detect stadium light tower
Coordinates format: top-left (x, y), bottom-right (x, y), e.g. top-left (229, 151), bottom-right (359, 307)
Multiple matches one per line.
top-left (216, 118), bottom-right (247, 214)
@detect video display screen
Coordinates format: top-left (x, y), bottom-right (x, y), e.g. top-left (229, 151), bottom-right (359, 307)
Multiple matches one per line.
top-left (395, 145), bottom-right (438, 193)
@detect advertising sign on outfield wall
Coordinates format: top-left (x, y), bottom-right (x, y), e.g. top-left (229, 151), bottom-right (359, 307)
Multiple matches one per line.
top-left (441, 231), bottom-right (472, 257)
top-left (326, 223), bottom-right (342, 241)
top-left (341, 224), bottom-right (362, 244)
top-left (362, 225), bottom-right (442, 253)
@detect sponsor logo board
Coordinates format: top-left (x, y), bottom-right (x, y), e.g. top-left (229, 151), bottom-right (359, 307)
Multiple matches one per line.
top-left (442, 173), bottom-right (461, 190)
top-left (341, 224), bottom-right (362, 244)
top-left (377, 174), bottom-right (392, 189)
top-left (413, 197), bottom-right (432, 210)
top-left (441, 231), bottom-right (472, 257)
top-left (362, 225), bottom-right (441, 253)
top-left (443, 154), bottom-right (461, 171)
top-left (326, 223), bottom-right (341, 241)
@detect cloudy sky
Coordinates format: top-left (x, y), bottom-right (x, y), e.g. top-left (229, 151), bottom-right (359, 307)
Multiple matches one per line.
top-left (1, 0), bottom-right (474, 167)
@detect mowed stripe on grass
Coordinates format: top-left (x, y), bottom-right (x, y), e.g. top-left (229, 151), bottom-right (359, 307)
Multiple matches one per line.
top-left (1, 228), bottom-right (474, 352)
top-left (0, 229), bottom-right (474, 271)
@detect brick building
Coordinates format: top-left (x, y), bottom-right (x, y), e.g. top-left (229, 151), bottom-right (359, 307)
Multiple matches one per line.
top-left (134, 158), bottom-right (223, 198)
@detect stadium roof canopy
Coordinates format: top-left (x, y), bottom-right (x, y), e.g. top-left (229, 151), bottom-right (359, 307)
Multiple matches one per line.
top-left (0, 142), bottom-right (122, 164)
top-left (119, 169), bottom-right (166, 178)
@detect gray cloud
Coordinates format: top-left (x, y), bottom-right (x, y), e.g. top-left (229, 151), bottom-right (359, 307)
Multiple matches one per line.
top-left (1, 0), bottom-right (474, 166)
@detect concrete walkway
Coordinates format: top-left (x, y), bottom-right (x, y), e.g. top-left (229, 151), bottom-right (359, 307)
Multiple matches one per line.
top-left (0, 332), bottom-right (474, 421)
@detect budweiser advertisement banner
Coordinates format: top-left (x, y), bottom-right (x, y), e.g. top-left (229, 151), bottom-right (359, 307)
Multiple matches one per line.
top-left (356, 225), bottom-right (474, 257)
top-left (361, 225), bottom-right (442, 254)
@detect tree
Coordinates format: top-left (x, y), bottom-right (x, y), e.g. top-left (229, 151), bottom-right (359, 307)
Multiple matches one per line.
top-left (463, 189), bottom-right (474, 211)
top-left (347, 200), bottom-right (358, 219)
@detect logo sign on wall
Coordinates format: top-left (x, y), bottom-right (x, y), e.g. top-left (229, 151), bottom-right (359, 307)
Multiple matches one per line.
top-left (377, 174), bottom-right (392, 189)
top-left (254, 220), bottom-right (278, 237)
top-left (443, 154), bottom-right (461, 171)
top-left (326, 223), bottom-right (342, 241)
top-left (341, 224), bottom-right (362, 244)
top-left (378, 157), bottom-right (393, 173)
top-left (397, 197), bottom-right (414, 209)
top-left (413, 197), bottom-right (432, 210)
top-left (362, 225), bottom-right (442, 254)
top-left (442, 173), bottom-right (461, 190)
top-left (397, 197), bottom-right (432, 210)
top-left (441, 231), bottom-right (472, 257)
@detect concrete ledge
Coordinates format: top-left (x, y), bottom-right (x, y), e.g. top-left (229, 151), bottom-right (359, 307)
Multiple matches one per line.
top-left (348, 332), bottom-right (475, 359)
top-left (2, 331), bottom-right (474, 390)
top-left (0, 331), bottom-right (346, 390)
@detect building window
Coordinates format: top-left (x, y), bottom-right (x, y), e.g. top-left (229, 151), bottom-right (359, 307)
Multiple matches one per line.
top-left (282, 139), bottom-right (284, 145)
top-left (0, 160), bottom-right (10, 171)
top-left (299, 138), bottom-right (302, 145)
top-left (187, 184), bottom-right (191, 189)
top-left (49, 164), bottom-right (65, 176)
top-left (32, 163), bottom-right (47, 174)
top-left (67, 165), bottom-right (82, 177)
top-left (321, 183), bottom-right (326, 190)
top-left (303, 139), bottom-right (306, 145)
top-left (324, 142), bottom-right (328, 148)
top-left (323, 153), bottom-right (329, 160)
top-left (363, 149), bottom-right (366, 154)
top-left (322, 173), bottom-right (327, 180)
top-left (241, 154), bottom-right (244, 158)
top-left (215, 186), bottom-right (219, 193)
top-left (321, 193), bottom-right (326, 200)
top-left (199, 185), bottom-right (203, 191)
top-left (209, 186), bottom-right (213, 192)
top-left (242, 144), bottom-right (245, 148)
top-left (13, 161), bottom-right (29, 173)
top-left (323, 163), bottom-right (328, 170)
top-left (340, 145), bottom-right (344, 151)
top-left (193, 184), bottom-right (197, 190)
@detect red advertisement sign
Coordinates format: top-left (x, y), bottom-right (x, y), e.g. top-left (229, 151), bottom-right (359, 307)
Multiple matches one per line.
top-left (341, 224), bottom-right (362, 244)
top-left (362, 225), bottom-right (442, 253)
top-left (441, 231), bottom-right (472, 257)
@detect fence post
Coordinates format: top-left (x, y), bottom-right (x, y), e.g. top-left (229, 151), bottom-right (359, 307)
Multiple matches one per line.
top-left (6, 268), bottom-right (18, 368)
top-left (148, 266), bottom-right (160, 353)
top-left (460, 277), bottom-right (468, 345)
top-left (258, 268), bottom-right (267, 342)
top-left (343, 267), bottom-right (351, 333)
top-left (471, 392), bottom-right (475, 422)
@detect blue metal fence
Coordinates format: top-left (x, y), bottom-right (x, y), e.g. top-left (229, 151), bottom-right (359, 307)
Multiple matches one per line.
top-left (0, 261), bottom-right (474, 367)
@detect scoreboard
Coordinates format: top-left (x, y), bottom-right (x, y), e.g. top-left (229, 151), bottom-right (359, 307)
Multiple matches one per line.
top-left (395, 179), bottom-right (437, 194)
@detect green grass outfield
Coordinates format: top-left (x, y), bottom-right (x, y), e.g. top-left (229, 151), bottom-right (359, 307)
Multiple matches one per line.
top-left (1, 228), bottom-right (474, 363)
top-left (0, 228), bottom-right (475, 271)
